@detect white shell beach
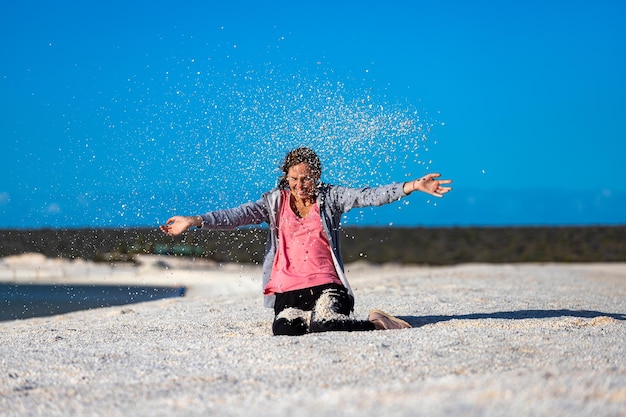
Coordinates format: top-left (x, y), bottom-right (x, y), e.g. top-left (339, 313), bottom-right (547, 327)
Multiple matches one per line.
top-left (1, 255), bottom-right (625, 416)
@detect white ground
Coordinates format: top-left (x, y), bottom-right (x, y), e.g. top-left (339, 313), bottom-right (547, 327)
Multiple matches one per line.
top-left (1, 255), bottom-right (625, 417)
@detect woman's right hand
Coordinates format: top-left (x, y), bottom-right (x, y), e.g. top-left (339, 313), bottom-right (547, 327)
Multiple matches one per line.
top-left (159, 215), bottom-right (200, 236)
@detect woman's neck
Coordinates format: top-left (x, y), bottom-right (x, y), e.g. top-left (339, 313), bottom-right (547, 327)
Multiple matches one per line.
top-left (289, 194), bottom-right (315, 218)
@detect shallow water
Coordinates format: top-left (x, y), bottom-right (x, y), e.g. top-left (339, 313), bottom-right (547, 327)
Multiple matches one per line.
top-left (0, 283), bottom-right (185, 322)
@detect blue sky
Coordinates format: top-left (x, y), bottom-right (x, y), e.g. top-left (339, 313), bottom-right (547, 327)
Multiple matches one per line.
top-left (1, 0), bottom-right (625, 228)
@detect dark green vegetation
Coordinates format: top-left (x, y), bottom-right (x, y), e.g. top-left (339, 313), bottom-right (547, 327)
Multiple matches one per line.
top-left (1, 226), bottom-right (624, 265)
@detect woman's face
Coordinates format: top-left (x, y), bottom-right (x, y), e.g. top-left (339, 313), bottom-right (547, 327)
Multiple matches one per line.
top-left (287, 162), bottom-right (318, 201)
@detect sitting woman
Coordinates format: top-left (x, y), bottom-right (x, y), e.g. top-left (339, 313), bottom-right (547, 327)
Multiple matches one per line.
top-left (160, 147), bottom-right (452, 336)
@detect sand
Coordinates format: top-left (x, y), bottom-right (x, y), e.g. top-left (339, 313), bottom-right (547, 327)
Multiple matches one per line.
top-left (1, 255), bottom-right (625, 417)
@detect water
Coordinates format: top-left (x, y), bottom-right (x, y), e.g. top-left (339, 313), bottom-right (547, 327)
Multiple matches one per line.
top-left (2, 25), bottom-right (449, 230)
top-left (0, 283), bottom-right (185, 322)
top-left (86, 47), bottom-right (442, 227)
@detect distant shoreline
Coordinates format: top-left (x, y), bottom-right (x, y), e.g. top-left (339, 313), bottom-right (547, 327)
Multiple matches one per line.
top-left (1, 225), bottom-right (625, 265)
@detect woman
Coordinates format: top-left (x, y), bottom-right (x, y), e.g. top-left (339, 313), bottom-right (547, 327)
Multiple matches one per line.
top-left (161, 147), bottom-right (452, 335)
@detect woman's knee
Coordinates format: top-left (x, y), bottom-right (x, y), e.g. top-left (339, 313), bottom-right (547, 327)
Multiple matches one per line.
top-left (272, 317), bottom-right (307, 336)
top-left (272, 307), bottom-right (310, 336)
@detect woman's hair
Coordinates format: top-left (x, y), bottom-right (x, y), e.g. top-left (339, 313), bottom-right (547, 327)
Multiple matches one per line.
top-left (278, 147), bottom-right (322, 188)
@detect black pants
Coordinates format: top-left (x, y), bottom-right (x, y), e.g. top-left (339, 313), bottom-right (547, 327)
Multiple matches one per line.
top-left (272, 283), bottom-right (376, 336)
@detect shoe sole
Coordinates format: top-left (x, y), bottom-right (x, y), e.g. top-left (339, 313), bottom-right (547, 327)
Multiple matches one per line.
top-left (369, 309), bottom-right (412, 329)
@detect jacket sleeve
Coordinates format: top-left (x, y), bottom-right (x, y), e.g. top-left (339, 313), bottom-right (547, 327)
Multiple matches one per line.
top-left (198, 198), bottom-right (270, 230)
top-left (326, 182), bottom-right (407, 213)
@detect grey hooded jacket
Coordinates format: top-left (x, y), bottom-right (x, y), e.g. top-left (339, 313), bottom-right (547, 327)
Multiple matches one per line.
top-left (198, 182), bottom-right (408, 308)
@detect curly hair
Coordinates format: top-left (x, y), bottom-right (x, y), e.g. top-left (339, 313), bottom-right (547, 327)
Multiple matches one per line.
top-left (278, 147), bottom-right (322, 189)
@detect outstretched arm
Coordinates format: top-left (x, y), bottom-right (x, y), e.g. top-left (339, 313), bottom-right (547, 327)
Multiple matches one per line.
top-left (160, 197), bottom-right (272, 236)
top-left (160, 215), bottom-right (203, 236)
top-left (403, 173), bottom-right (453, 198)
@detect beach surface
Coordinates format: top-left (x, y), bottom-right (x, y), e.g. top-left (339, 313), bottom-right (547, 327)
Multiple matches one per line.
top-left (1, 255), bottom-right (625, 417)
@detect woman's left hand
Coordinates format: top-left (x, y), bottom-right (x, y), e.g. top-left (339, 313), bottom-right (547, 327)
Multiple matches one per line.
top-left (405, 173), bottom-right (453, 197)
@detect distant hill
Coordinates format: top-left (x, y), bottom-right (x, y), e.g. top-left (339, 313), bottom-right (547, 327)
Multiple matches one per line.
top-left (1, 226), bottom-right (624, 265)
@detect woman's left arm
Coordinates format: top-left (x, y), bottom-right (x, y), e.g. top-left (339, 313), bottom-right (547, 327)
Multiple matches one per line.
top-left (328, 173), bottom-right (452, 213)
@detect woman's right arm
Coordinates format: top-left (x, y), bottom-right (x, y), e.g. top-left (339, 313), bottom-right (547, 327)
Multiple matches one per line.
top-left (160, 199), bottom-right (270, 237)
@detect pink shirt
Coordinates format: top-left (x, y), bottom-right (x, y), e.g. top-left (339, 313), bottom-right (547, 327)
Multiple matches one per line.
top-left (264, 190), bottom-right (341, 295)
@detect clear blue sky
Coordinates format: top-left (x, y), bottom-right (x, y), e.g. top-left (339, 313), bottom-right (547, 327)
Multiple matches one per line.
top-left (2, 0), bottom-right (625, 228)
